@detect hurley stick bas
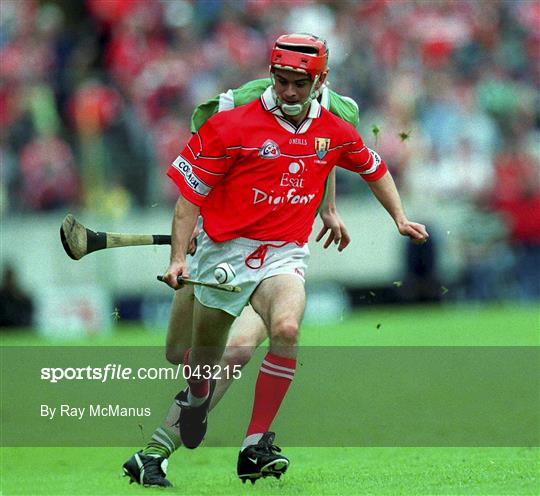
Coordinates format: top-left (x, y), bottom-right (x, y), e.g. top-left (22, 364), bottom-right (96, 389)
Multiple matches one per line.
top-left (60, 214), bottom-right (172, 260)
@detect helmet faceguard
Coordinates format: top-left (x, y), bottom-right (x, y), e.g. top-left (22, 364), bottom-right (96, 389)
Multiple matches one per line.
top-left (270, 34), bottom-right (329, 116)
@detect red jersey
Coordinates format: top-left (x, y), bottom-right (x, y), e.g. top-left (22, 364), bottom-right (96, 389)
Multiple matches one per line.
top-left (167, 87), bottom-right (387, 243)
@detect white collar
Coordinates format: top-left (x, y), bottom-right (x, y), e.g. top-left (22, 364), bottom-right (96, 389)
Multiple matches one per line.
top-left (260, 86), bottom-right (323, 134)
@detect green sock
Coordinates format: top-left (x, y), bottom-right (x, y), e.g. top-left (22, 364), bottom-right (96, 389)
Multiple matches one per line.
top-left (142, 400), bottom-right (182, 458)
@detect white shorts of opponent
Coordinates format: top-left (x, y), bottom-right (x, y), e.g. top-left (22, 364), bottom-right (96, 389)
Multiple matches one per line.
top-left (189, 230), bottom-right (310, 317)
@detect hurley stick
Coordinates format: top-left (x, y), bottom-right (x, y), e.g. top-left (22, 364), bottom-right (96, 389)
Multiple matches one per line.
top-left (60, 214), bottom-right (171, 260)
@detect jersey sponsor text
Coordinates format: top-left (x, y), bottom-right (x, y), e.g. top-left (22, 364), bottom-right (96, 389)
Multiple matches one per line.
top-left (252, 187), bottom-right (316, 206)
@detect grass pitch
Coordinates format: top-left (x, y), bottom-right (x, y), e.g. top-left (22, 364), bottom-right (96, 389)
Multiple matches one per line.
top-left (1, 447), bottom-right (537, 495)
top-left (1, 304), bottom-right (539, 495)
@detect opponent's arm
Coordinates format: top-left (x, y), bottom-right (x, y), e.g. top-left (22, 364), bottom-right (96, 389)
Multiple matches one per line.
top-left (367, 171), bottom-right (429, 244)
top-left (316, 170), bottom-right (351, 251)
top-left (163, 196), bottom-right (200, 289)
top-left (313, 88), bottom-right (358, 251)
top-left (190, 79), bottom-right (271, 132)
top-left (327, 89), bottom-right (360, 128)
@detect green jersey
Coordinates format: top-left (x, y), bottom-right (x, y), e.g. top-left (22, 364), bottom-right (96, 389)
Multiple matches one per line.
top-left (190, 78), bottom-right (359, 132)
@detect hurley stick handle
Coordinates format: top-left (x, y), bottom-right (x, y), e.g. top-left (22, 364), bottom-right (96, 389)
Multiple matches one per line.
top-left (157, 275), bottom-right (241, 293)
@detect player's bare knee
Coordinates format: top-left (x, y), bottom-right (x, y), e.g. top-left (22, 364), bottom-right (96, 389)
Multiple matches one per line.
top-left (271, 318), bottom-right (299, 346)
top-left (165, 346), bottom-right (186, 365)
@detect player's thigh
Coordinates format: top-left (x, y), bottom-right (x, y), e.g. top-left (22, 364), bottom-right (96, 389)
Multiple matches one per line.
top-left (165, 286), bottom-right (195, 363)
top-left (189, 300), bottom-right (236, 366)
top-left (192, 299), bottom-right (236, 347)
top-left (250, 274), bottom-right (306, 335)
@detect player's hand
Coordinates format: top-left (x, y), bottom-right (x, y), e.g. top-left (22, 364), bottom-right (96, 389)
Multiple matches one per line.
top-left (397, 220), bottom-right (429, 245)
top-left (187, 225), bottom-right (200, 256)
top-left (162, 260), bottom-right (189, 289)
top-left (316, 209), bottom-right (351, 252)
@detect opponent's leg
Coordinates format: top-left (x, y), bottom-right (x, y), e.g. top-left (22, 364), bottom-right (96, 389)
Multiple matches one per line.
top-left (210, 305), bottom-right (267, 409)
top-left (237, 275), bottom-right (305, 483)
top-left (142, 288), bottom-right (195, 455)
top-left (123, 287), bottom-right (196, 486)
top-left (123, 396), bottom-right (183, 486)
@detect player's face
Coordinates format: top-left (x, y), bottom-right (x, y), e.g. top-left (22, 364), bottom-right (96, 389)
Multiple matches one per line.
top-left (273, 69), bottom-right (313, 105)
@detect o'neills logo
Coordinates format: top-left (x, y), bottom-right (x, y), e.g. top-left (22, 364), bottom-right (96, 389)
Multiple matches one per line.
top-left (259, 139), bottom-right (280, 159)
top-left (315, 137), bottom-right (331, 160)
top-left (294, 267), bottom-right (305, 278)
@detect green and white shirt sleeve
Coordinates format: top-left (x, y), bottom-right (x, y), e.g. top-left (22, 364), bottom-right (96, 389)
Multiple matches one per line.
top-left (324, 88), bottom-right (359, 128)
top-left (190, 78), bottom-right (359, 131)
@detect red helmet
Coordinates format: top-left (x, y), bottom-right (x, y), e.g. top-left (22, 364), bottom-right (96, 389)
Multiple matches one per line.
top-left (270, 34), bottom-right (328, 80)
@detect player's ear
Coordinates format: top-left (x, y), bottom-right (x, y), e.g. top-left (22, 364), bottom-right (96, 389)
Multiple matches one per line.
top-left (316, 70), bottom-right (329, 89)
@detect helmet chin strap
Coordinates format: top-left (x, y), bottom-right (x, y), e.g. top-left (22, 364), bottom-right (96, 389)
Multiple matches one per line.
top-left (280, 102), bottom-right (305, 117)
top-left (271, 74), bottom-right (320, 117)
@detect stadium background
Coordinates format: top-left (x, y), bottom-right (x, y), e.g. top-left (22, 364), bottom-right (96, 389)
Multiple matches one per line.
top-left (0, 1), bottom-right (539, 495)
top-left (1, 0), bottom-right (539, 332)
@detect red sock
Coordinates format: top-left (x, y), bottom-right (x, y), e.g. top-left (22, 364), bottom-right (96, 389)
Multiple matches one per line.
top-left (246, 352), bottom-right (296, 436)
top-left (183, 348), bottom-right (208, 397)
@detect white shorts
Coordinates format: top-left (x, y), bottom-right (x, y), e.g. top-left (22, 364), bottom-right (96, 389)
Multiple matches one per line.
top-left (189, 230), bottom-right (309, 317)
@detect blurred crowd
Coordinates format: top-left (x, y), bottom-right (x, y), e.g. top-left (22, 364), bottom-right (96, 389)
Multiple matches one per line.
top-left (1, 0), bottom-right (539, 301)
